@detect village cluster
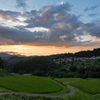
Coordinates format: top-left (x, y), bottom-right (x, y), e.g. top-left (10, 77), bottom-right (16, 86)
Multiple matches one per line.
top-left (54, 56), bottom-right (100, 62)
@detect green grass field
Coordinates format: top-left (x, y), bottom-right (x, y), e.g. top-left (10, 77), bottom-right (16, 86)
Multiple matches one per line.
top-left (0, 75), bottom-right (62, 93)
top-left (57, 78), bottom-right (83, 83)
top-left (57, 78), bottom-right (100, 94)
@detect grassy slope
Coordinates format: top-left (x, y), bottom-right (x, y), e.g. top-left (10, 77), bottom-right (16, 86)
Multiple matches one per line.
top-left (0, 76), bottom-right (62, 93)
top-left (66, 88), bottom-right (89, 100)
top-left (57, 78), bottom-right (100, 94)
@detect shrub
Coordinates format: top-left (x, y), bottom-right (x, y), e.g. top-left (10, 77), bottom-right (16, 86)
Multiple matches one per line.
top-left (18, 70), bottom-right (23, 75)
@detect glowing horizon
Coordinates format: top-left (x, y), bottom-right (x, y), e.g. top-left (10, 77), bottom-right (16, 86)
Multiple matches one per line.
top-left (0, 45), bottom-right (98, 56)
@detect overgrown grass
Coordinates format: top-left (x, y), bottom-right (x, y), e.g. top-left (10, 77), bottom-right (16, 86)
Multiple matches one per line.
top-left (0, 75), bottom-right (62, 93)
top-left (68, 87), bottom-right (89, 100)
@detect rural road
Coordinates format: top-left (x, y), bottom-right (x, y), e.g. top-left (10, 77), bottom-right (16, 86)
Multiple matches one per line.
top-left (0, 85), bottom-right (75, 97)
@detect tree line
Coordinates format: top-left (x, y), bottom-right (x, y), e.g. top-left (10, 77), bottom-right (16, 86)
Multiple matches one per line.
top-left (49, 48), bottom-right (100, 59)
top-left (0, 57), bottom-right (4, 69)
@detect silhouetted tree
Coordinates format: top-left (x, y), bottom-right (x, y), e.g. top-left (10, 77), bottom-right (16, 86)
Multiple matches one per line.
top-left (0, 57), bottom-right (4, 69)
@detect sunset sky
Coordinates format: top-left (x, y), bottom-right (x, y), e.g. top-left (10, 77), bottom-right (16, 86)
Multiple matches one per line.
top-left (0, 0), bottom-right (100, 56)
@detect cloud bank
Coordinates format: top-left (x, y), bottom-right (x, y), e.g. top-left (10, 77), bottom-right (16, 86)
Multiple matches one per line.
top-left (0, 2), bottom-right (100, 48)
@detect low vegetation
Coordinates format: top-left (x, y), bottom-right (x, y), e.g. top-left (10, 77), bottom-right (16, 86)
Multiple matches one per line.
top-left (0, 94), bottom-right (62, 100)
top-left (1, 90), bottom-right (100, 100)
top-left (0, 69), bottom-right (11, 77)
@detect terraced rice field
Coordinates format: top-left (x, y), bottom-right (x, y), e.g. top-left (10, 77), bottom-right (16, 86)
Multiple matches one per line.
top-left (0, 75), bottom-right (62, 93)
top-left (57, 78), bottom-right (100, 94)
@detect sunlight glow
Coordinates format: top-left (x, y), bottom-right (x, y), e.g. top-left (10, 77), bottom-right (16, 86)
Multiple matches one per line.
top-left (0, 45), bottom-right (98, 56)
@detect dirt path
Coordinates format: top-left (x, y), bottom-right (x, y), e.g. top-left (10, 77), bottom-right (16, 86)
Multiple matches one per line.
top-left (0, 85), bottom-right (75, 97)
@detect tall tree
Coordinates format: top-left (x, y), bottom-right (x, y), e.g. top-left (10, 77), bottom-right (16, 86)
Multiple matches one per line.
top-left (0, 57), bottom-right (4, 69)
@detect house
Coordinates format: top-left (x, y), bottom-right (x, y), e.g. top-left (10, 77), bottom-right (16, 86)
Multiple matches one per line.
top-left (79, 57), bottom-right (83, 60)
top-left (92, 56), bottom-right (96, 59)
top-left (85, 57), bottom-right (89, 60)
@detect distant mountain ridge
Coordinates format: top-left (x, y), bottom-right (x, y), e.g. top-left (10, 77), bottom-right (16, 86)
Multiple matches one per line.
top-left (0, 52), bottom-right (14, 60)
top-left (0, 52), bottom-right (38, 60)
top-left (0, 52), bottom-right (25, 60)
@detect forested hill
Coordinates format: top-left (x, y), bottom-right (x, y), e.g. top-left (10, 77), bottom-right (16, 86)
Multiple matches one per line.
top-left (74, 48), bottom-right (100, 57)
top-left (0, 57), bottom-right (11, 77)
top-left (49, 48), bottom-right (100, 59)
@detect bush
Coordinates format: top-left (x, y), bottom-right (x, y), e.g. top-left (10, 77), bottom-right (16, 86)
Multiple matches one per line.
top-left (18, 70), bottom-right (23, 75)
top-left (32, 70), bottom-right (45, 76)
top-left (0, 94), bottom-right (64, 100)
top-left (0, 69), bottom-right (12, 77)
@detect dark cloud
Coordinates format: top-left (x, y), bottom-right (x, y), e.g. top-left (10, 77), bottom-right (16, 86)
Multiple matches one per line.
top-left (81, 21), bottom-right (100, 37)
top-left (0, 23), bottom-right (84, 47)
top-left (25, 2), bottom-right (73, 28)
top-left (0, 25), bottom-right (50, 44)
top-left (0, 9), bottom-right (22, 21)
top-left (24, 3), bottom-right (82, 30)
top-left (23, 2), bottom-right (83, 46)
top-left (88, 13), bottom-right (98, 17)
top-left (0, 9), bottom-right (37, 22)
top-left (25, 10), bottom-right (37, 17)
top-left (84, 3), bottom-right (100, 12)
top-left (16, 0), bottom-right (28, 10)
top-left (22, 3), bottom-right (84, 47)
top-left (84, 8), bottom-right (89, 12)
